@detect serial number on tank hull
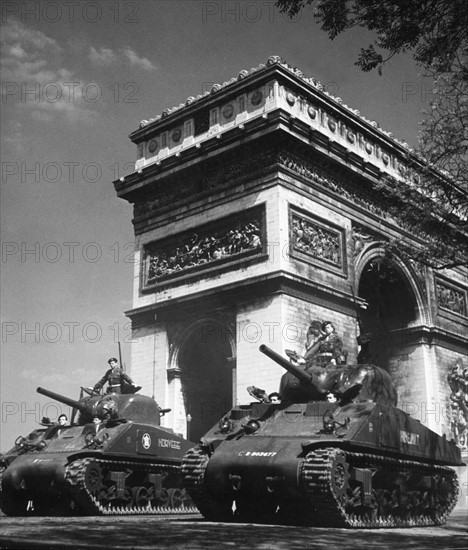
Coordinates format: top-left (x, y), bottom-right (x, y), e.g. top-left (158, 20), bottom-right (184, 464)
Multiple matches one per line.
top-left (237, 451), bottom-right (277, 457)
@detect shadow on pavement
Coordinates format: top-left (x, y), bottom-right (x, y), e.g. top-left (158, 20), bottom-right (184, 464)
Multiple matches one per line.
top-left (0, 513), bottom-right (466, 550)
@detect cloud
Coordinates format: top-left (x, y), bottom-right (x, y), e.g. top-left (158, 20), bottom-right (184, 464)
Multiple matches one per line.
top-left (88, 45), bottom-right (157, 72)
top-left (121, 47), bottom-right (157, 72)
top-left (1, 19), bottom-right (97, 124)
top-left (89, 46), bottom-right (117, 66)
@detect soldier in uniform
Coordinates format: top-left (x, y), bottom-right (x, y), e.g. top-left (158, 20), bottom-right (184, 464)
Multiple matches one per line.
top-left (302, 320), bottom-right (344, 367)
top-left (93, 358), bottom-right (141, 394)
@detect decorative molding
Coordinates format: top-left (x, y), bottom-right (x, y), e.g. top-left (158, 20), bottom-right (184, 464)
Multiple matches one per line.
top-left (143, 205), bottom-right (265, 288)
top-left (277, 149), bottom-right (388, 219)
top-left (407, 258), bottom-right (428, 303)
top-left (290, 205), bottom-right (346, 275)
top-left (133, 144), bottom-right (277, 218)
top-left (133, 143), bottom-right (390, 222)
top-left (351, 225), bottom-right (377, 259)
top-left (435, 278), bottom-right (467, 318)
top-left (166, 367), bottom-right (182, 382)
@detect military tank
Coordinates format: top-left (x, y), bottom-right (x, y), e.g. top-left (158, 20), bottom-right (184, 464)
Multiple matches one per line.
top-left (0, 386), bottom-right (196, 516)
top-left (181, 344), bottom-right (464, 528)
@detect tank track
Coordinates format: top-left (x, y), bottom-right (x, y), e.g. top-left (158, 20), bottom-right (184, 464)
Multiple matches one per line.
top-left (181, 447), bottom-right (233, 522)
top-left (65, 457), bottom-right (198, 516)
top-left (301, 448), bottom-right (460, 528)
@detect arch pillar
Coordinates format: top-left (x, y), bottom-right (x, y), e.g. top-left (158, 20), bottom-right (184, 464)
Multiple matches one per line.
top-left (354, 245), bottom-right (442, 431)
top-left (167, 315), bottom-right (236, 443)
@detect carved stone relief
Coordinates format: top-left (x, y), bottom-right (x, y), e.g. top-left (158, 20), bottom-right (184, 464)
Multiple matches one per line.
top-left (448, 359), bottom-right (468, 450)
top-left (143, 208), bottom-right (264, 286)
top-left (291, 210), bottom-right (344, 270)
top-left (351, 225), bottom-right (376, 259)
top-left (407, 258), bottom-right (428, 302)
top-left (436, 280), bottom-right (467, 317)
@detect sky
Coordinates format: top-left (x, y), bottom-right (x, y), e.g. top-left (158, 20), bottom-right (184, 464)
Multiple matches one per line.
top-left (0, 0), bottom-right (430, 451)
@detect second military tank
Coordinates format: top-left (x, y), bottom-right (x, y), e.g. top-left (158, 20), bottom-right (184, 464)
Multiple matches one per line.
top-left (181, 345), bottom-right (464, 527)
top-left (1, 386), bottom-right (196, 516)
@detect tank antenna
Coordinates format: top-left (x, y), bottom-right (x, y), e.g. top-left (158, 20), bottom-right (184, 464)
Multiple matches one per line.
top-left (118, 341), bottom-right (125, 372)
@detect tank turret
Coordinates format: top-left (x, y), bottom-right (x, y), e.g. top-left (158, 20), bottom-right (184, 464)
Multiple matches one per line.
top-left (1, 384), bottom-right (196, 516)
top-left (36, 386), bottom-right (162, 426)
top-left (259, 344), bottom-right (398, 406)
top-left (182, 345), bottom-right (463, 528)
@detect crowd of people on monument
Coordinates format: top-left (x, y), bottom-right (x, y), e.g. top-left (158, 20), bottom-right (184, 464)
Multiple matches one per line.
top-left (147, 221), bottom-right (262, 282)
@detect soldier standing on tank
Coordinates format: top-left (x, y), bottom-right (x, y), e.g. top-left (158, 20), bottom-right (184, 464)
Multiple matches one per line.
top-left (318, 321), bottom-right (344, 366)
top-left (93, 358), bottom-right (140, 394)
top-left (304, 321), bottom-right (344, 367)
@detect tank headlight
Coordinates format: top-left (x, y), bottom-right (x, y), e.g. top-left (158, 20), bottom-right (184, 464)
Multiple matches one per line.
top-left (243, 420), bottom-right (260, 434)
top-left (323, 412), bottom-right (336, 433)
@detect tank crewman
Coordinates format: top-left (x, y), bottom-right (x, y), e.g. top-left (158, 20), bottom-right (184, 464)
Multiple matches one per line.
top-left (268, 392), bottom-right (281, 404)
top-left (304, 321), bottom-right (344, 367)
top-left (93, 358), bottom-right (141, 394)
top-left (57, 414), bottom-right (68, 426)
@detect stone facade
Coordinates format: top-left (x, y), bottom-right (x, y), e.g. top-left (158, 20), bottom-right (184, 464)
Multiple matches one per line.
top-left (114, 57), bottom-right (468, 506)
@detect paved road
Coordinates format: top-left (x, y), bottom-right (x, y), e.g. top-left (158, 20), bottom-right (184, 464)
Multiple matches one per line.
top-left (0, 512), bottom-right (466, 550)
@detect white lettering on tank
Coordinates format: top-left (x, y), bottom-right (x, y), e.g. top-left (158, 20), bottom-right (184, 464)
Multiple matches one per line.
top-left (400, 430), bottom-right (420, 446)
top-left (237, 451), bottom-right (277, 457)
top-left (158, 438), bottom-right (181, 450)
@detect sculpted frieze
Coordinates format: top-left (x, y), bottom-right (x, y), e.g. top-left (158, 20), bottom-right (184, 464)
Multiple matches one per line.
top-left (277, 150), bottom-right (388, 220)
top-left (143, 208), bottom-right (264, 286)
top-left (351, 225), bottom-right (377, 259)
top-left (290, 208), bottom-right (345, 272)
top-left (133, 144), bottom-right (411, 231)
top-left (436, 280), bottom-right (467, 317)
top-left (448, 359), bottom-right (468, 450)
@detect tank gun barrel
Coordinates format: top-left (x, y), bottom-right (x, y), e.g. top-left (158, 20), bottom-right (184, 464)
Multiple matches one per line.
top-left (259, 345), bottom-right (313, 384)
top-left (37, 387), bottom-right (87, 413)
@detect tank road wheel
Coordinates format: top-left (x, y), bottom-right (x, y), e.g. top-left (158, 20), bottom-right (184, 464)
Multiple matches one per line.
top-left (432, 473), bottom-right (459, 524)
top-left (168, 488), bottom-right (184, 508)
top-left (180, 488), bottom-right (194, 508)
top-left (344, 486), bottom-right (378, 524)
top-left (328, 450), bottom-right (349, 505)
top-left (132, 486), bottom-right (150, 508)
top-left (83, 461), bottom-right (104, 499)
top-left (377, 489), bottom-right (394, 518)
top-left (153, 487), bottom-right (169, 509)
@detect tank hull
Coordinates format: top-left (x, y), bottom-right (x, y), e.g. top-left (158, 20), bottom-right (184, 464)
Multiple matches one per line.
top-left (182, 400), bottom-right (464, 527)
top-left (1, 413), bottom-right (196, 516)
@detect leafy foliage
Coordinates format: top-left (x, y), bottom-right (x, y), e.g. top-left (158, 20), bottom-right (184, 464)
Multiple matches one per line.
top-left (277, 0), bottom-right (468, 267)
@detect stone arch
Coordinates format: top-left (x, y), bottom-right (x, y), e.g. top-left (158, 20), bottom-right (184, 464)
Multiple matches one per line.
top-left (169, 315), bottom-right (236, 442)
top-left (354, 244), bottom-right (428, 369)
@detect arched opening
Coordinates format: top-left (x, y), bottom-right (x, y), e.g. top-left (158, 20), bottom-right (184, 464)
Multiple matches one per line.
top-left (178, 321), bottom-right (234, 442)
top-left (358, 256), bottom-right (418, 370)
